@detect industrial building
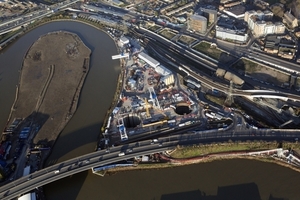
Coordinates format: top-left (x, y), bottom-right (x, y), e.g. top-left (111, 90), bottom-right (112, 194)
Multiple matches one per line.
top-left (188, 14), bottom-right (207, 33)
top-left (137, 52), bottom-right (175, 86)
top-left (138, 52), bottom-right (160, 68)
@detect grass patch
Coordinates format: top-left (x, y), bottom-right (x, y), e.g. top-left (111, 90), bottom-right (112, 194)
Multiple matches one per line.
top-left (178, 35), bottom-right (197, 46)
top-left (171, 141), bottom-right (300, 159)
top-left (205, 94), bottom-right (225, 106)
top-left (159, 29), bottom-right (177, 40)
top-left (148, 24), bottom-right (161, 32)
top-left (193, 42), bottom-right (222, 60)
top-left (232, 58), bottom-right (258, 73)
top-left (0, 29), bottom-right (23, 43)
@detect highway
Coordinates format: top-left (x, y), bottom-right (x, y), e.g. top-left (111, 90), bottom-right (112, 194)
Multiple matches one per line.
top-left (1, 127), bottom-right (300, 200)
top-left (0, 0), bottom-right (81, 36)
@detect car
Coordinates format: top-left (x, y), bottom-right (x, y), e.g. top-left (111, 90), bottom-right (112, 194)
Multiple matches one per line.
top-left (54, 170), bottom-right (60, 174)
top-left (84, 160), bottom-right (90, 164)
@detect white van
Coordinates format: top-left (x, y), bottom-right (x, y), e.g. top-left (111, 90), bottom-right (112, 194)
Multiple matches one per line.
top-left (118, 152), bottom-right (125, 157)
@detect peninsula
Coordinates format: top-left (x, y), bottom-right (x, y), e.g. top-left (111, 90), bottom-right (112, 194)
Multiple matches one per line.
top-left (1, 31), bottom-right (91, 179)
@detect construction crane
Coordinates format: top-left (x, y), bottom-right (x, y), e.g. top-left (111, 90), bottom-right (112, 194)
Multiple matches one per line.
top-left (136, 95), bottom-right (152, 119)
top-left (144, 98), bottom-right (151, 119)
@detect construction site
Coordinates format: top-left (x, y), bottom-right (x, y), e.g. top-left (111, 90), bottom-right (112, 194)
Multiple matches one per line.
top-left (103, 47), bottom-right (202, 146)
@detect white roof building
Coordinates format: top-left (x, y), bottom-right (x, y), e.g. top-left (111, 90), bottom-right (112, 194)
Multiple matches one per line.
top-left (138, 52), bottom-right (160, 68)
top-left (155, 65), bottom-right (172, 76)
top-left (120, 36), bottom-right (129, 45)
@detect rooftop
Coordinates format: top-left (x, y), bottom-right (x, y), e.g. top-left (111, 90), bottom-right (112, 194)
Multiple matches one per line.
top-left (224, 5), bottom-right (246, 18)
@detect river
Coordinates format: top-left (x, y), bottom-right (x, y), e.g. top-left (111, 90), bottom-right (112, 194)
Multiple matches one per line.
top-left (0, 21), bottom-right (300, 200)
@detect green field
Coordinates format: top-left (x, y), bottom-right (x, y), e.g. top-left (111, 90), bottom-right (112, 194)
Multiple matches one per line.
top-left (171, 141), bottom-right (299, 159)
top-left (193, 42), bottom-right (222, 60)
top-left (159, 29), bottom-right (177, 40)
top-left (178, 35), bottom-right (197, 46)
top-left (232, 58), bottom-right (258, 73)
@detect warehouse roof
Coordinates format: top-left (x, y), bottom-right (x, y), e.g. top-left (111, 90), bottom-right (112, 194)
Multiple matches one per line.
top-left (138, 52), bottom-right (160, 67)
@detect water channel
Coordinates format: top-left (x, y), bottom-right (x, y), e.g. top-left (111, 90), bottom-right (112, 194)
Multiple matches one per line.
top-left (0, 21), bottom-right (300, 200)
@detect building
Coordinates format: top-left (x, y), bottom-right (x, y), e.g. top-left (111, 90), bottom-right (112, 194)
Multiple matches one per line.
top-left (263, 22), bottom-right (275, 35)
top-left (18, 193), bottom-right (37, 200)
top-left (245, 10), bottom-right (282, 37)
top-left (112, 0), bottom-right (123, 6)
top-left (263, 10), bottom-right (273, 21)
top-left (216, 26), bottom-right (248, 43)
top-left (223, 5), bottom-right (246, 19)
top-left (244, 10), bottom-right (273, 25)
top-left (253, 20), bottom-right (266, 37)
top-left (274, 22), bottom-right (285, 34)
top-left (119, 36), bottom-right (129, 46)
top-left (198, 8), bottom-right (218, 24)
top-left (188, 14), bottom-right (207, 33)
top-left (138, 52), bottom-right (160, 68)
top-left (283, 11), bottom-right (298, 29)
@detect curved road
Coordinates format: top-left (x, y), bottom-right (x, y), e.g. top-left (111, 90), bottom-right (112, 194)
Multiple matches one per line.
top-left (1, 128), bottom-right (300, 199)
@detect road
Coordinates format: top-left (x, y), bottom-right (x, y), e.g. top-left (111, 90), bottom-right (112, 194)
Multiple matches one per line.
top-left (0, 0), bottom-right (81, 36)
top-left (1, 127), bottom-right (300, 200)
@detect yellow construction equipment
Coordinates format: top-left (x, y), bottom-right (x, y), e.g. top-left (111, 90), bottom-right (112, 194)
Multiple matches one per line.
top-left (136, 95), bottom-right (152, 118)
top-left (153, 107), bottom-right (169, 120)
top-left (144, 98), bottom-right (151, 118)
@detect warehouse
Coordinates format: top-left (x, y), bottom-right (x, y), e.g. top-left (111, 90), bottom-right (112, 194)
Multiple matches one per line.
top-left (161, 74), bottom-right (175, 86)
top-left (138, 52), bottom-right (160, 68)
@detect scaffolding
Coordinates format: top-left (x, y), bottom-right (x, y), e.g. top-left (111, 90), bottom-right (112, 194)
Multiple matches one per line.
top-left (148, 87), bottom-right (161, 110)
top-left (117, 118), bottom-right (128, 141)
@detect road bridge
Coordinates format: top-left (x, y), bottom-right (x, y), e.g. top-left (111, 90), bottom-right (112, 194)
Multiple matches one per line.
top-left (1, 128), bottom-right (300, 199)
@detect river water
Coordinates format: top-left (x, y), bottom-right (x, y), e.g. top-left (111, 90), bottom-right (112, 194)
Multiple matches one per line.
top-left (0, 21), bottom-right (300, 200)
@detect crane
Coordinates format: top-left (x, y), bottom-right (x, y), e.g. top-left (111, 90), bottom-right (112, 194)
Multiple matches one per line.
top-left (144, 98), bottom-right (151, 119)
top-left (136, 95), bottom-right (151, 119)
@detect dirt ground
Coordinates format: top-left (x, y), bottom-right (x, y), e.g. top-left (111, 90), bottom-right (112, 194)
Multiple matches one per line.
top-left (233, 59), bottom-right (290, 85)
top-left (9, 31), bottom-right (91, 146)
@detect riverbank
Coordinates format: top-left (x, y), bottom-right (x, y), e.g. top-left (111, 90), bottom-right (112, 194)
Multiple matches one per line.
top-left (103, 141), bottom-right (300, 175)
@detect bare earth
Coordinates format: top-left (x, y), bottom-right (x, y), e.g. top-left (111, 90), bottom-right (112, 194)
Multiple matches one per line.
top-left (10, 31), bottom-right (91, 146)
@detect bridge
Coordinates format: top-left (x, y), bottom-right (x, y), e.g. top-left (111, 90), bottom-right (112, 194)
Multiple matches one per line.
top-left (1, 128), bottom-right (300, 200)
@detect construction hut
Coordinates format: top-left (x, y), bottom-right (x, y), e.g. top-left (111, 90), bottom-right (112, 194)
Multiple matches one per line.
top-left (215, 68), bottom-right (226, 77)
top-left (224, 71), bottom-right (244, 86)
